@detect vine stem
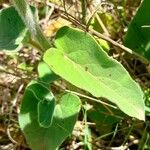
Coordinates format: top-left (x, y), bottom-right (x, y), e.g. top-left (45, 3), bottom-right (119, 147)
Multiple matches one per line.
top-left (65, 89), bottom-right (117, 109)
top-left (53, 81), bottom-right (118, 112)
top-left (11, 0), bottom-right (51, 52)
top-left (138, 121), bottom-right (149, 150)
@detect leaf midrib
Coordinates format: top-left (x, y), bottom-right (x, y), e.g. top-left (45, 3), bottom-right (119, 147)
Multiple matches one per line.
top-left (48, 50), bottom-right (143, 118)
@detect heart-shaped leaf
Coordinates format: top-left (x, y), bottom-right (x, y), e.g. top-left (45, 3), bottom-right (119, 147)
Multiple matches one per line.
top-left (19, 80), bottom-right (81, 150)
top-left (43, 26), bottom-right (145, 120)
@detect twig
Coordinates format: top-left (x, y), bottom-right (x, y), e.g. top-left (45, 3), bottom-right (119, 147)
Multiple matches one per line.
top-left (61, 13), bottom-right (149, 64)
top-left (81, 0), bottom-right (87, 24)
top-left (7, 125), bottom-right (18, 145)
top-left (95, 13), bottom-right (110, 36)
top-left (62, 0), bottom-right (67, 15)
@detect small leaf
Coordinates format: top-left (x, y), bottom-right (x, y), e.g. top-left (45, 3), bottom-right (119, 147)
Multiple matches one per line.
top-left (43, 26), bottom-right (145, 120)
top-left (124, 0), bottom-right (150, 61)
top-left (19, 81), bottom-right (81, 150)
top-left (38, 62), bottom-right (59, 84)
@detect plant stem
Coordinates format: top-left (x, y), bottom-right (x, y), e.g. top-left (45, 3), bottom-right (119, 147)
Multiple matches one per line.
top-left (61, 13), bottom-right (149, 64)
top-left (28, 37), bottom-right (43, 53)
top-left (95, 122), bottom-right (143, 141)
top-left (81, 0), bottom-right (87, 24)
top-left (108, 123), bottom-right (119, 146)
top-left (138, 121), bottom-right (149, 150)
top-left (65, 89), bottom-right (117, 109)
top-left (95, 13), bottom-right (110, 36)
top-left (123, 119), bottom-right (135, 145)
top-left (12, 0), bottom-right (51, 52)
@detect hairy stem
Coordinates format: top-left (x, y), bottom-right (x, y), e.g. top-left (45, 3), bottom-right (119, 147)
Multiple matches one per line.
top-left (12, 0), bottom-right (51, 52)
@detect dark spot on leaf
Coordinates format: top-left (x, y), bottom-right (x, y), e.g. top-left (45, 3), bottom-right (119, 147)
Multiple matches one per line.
top-left (85, 66), bottom-right (88, 71)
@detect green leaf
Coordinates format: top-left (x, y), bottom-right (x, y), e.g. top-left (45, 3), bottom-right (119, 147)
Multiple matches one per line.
top-left (43, 26), bottom-right (145, 120)
top-left (38, 93), bottom-right (55, 128)
top-left (124, 0), bottom-right (150, 61)
top-left (25, 80), bottom-right (55, 128)
top-left (87, 103), bottom-right (124, 134)
top-left (19, 81), bottom-right (81, 150)
top-left (38, 62), bottom-right (59, 84)
top-left (12, 0), bottom-right (51, 51)
top-left (27, 80), bottom-right (51, 101)
top-left (0, 7), bottom-right (27, 51)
